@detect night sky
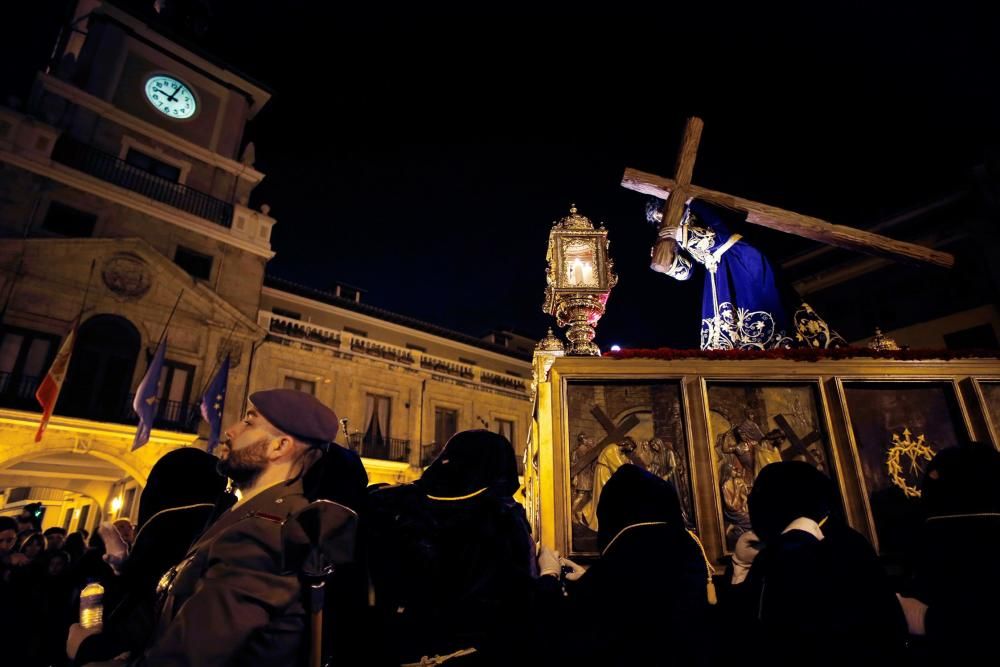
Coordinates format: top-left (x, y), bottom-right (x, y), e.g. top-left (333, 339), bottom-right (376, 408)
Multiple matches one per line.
top-left (7, 2), bottom-right (1000, 349)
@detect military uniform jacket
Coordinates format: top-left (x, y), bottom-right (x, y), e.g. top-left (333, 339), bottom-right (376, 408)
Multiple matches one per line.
top-left (141, 480), bottom-right (310, 667)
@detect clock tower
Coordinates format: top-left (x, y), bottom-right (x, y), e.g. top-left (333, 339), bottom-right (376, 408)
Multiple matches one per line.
top-left (0, 0), bottom-right (276, 460)
top-left (1, 0), bottom-right (276, 316)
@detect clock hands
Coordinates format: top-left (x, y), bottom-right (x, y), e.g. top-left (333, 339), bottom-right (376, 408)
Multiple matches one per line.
top-left (165, 84), bottom-right (182, 102)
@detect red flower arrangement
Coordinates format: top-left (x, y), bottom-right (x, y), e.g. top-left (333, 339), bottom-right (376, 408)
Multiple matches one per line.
top-left (604, 347), bottom-right (1000, 362)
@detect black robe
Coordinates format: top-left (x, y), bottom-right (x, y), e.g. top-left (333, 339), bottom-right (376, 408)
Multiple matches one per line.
top-left (366, 430), bottom-right (535, 666)
top-left (542, 464), bottom-right (715, 667)
top-left (741, 522), bottom-right (907, 665)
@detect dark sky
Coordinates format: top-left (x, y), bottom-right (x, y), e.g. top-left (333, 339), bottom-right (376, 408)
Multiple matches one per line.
top-left (10, 2), bottom-right (1000, 349)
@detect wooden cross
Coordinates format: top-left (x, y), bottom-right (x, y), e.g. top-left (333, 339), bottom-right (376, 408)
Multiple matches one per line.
top-left (570, 406), bottom-right (640, 477)
top-left (772, 414), bottom-right (823, 467)
top-left (622, 117), bottom-right (954, 269)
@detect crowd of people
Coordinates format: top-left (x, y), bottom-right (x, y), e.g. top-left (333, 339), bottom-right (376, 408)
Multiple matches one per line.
top-left (1, 385), bottom-right (997, 666)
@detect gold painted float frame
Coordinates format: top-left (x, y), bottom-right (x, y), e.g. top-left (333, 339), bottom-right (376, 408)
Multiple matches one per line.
top-left (527, 356), bottom-right (1000, 565)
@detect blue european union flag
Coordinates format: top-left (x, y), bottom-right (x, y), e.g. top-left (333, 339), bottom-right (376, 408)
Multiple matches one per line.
top-left (200, 354), bottom-right (230, 453)
top-left (132, 338), bottom-right (167, 451)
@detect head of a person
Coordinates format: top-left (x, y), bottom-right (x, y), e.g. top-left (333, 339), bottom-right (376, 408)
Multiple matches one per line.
top-left (596, 463), bottom-right (684, 552)
top-left (43, 526), bottom-right (67, 551)
top-left (18, 532), bottom-right (45, 560)
top-left (417, 429), bottom-right (519, 499)
top-left (15, 513), bottom-right (35, 534)
top-left (645, 197), bottom-right (665, 226)
top-left (635, 438), bottom-right (664, 470)
top-left (113, 518), bottom-right (135, 544)
top-left (62, 532), bottom-right (86, 560)
top-left (218, 388), bottom-right (337, 490)
top-left (46, 551), bottom-right (69, 577)
top-left (748, 461), bottom-right (835, 544)
top-left (138, 447), bottom-right (229, 529)
top-left (921, 442), bottom-right (1000, 516)
top-left (0, 516), bottom-right (17, 555)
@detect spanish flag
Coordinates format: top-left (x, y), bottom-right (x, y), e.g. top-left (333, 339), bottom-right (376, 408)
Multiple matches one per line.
top-left (34, 317), bottom-right (79, 442)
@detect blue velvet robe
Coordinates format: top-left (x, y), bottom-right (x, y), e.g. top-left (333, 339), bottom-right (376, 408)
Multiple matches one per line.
top-left (660, 200), bottom-right (844, 350)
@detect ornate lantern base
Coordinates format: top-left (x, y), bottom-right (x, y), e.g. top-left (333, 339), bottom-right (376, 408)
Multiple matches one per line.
top-left (555, 295), bottom-right (606, 356)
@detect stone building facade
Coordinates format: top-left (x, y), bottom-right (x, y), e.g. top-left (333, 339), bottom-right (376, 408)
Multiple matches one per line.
top-left (0, 2), bottom-right (531, 534)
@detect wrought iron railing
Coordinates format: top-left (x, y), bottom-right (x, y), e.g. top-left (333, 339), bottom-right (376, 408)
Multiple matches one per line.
top-left (259, 311), bottom-right (530, 397)
top-left (0, 374), bottom-right (200, 433)
top-left (120, 394), bottom-right (201, 433)
top-left (51, 136), bottom-right (234, 228)
top-left (0, 372), bottom-right (41, 410)
top-left (347, 432), bottom-right (410, 462)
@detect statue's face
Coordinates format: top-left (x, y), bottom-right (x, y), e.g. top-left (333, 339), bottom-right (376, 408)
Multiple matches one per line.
top-left (633, 439), bottom-right (662, 469)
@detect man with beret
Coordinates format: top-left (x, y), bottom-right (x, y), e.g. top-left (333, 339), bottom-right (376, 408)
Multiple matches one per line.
top-left (138, 388), bottom-right (364, 666)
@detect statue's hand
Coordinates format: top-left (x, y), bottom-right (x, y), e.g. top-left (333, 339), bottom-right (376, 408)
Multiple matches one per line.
top-left (657, 225), bottom-right (681, 241)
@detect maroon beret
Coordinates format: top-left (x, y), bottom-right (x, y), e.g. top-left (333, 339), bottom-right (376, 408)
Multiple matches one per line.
top-left (250, 389), bottom-right (339, 444)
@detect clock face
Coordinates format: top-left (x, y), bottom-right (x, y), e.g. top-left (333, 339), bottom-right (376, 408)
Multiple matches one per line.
top-left (144, 75), bottom-right (197, 119)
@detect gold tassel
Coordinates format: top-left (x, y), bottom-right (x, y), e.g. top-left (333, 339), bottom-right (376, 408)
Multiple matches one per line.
top-left (687, 529), bottom-right (717, 606)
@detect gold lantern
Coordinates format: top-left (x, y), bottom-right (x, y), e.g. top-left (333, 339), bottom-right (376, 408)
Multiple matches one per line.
top-left (542, 205), bottom-right (617, 356)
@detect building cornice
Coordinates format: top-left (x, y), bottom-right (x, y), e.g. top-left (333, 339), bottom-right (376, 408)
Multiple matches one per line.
top-left (0, 145), bottom-right (276, 259)
top-left (0, 408), bottom-right (197, 446)
top-left (262, 286), bottom-right (531, 368)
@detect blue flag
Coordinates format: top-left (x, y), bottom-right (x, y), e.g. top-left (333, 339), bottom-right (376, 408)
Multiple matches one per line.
top-left (132, 338), bottom-right (167, 451)
top-left (200, 354), bottom-right (230, 453)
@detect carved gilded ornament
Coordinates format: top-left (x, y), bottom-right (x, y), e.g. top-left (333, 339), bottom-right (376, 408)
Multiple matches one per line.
top-left (542, 206), bottom-right (617, 356)
top-left (886, 428), bottom-right (935, 498)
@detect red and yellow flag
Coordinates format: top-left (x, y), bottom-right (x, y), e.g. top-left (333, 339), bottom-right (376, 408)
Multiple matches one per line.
top-left (34, 318), bottom-right (79, 442)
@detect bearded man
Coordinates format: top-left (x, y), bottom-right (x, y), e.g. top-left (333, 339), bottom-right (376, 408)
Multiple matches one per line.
top-left (138, 388), bottom-right (353, 666)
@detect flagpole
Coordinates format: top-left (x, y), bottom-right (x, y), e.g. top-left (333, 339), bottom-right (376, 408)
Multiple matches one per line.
top-left (0, 200), bottom-right (40, 326)
top-left (197, 320), bottom-right (238, 399)
top-left (156, 290), bottom-right (184, 348)
top-left (76, 259), bottom-right (97, 321)
top-left (33, 261), bottom-right (94, 443)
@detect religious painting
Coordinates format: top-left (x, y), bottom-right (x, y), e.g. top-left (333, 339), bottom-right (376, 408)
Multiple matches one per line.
top-left (840, 380), bottom-right (969, 555)
top-left (565, 380), bottom-right (693, 555)
top-left (705, 381), bottom-right (834, 551)
top-left (972, 379), bottom-right (1000, 448)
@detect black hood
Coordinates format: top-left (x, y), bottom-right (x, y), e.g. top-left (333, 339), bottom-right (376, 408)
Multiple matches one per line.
top-left (417, 429), bottom-right (519, 498)
top-left (597, 464), bottom-right (684, 551)
top-left (921, 442), bottom-right (1000, 516)
top-left (137, 447), bottom-right (228, 529)
top-left (749, 461), bottom-right (834, 544)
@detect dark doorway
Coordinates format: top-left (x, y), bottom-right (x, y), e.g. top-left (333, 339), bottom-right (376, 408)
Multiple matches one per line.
top-left (58, 315), bottom-right (140, 422)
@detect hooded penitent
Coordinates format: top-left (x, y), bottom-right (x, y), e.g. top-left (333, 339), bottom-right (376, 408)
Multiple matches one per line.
top-left (137, 447), bottom-right (228, 530)
top-left (596, 462), bottom-right (685, 552)
top-left (921, 441), bottom-right (1000, 516)
top-left (416, 429), bottom-right (520, 499)
top-left (748, 460), bottom-right (834, 544)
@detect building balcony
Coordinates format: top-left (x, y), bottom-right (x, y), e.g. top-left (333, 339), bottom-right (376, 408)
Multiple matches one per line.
top-left (51, 135), bottom-right (234, 228)
top-left (0, 372), bottom-right (41, 411)
top-left (347, 432), bottom-right (410, 463)
top-left (260, 311), bottom-right (530, 397)
top-left (0, 372), bottom-right (200, 434)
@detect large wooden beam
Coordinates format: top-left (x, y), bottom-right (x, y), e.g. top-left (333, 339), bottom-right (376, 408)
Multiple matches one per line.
top-left (622, 167), bottom-right (955, 269)
top-left (651, 118), bottom-right (703, 272)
